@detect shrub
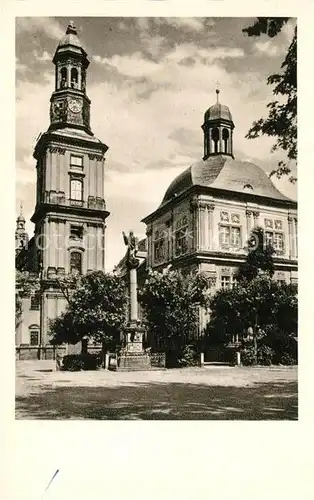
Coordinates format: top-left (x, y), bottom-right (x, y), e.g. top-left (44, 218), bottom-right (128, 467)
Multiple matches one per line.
top-left (62, 353), bottom-right (101, 371)
top-left (279, 352), bottom-right (297, 365)
top-left (257, 345), bottom-right (274, 366)
top-left (178, 345), bottom-right (199, 367)
top-left (241, 345), bottom-right (274, 366)
top-left (241, 346), bottom-right (256, 366)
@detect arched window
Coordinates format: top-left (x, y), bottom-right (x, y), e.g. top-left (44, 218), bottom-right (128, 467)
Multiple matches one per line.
top-left (222, 128), bottom-right (229, 154)
top-left (211, 127), bottom-right (219, 154)
top-left (70, 251), bottom-right (82, 275)
top-left (70, 178), bottom-right (83, 201)
top-left (60, 67), bottom-right (67, 88)
top-left (71, 68), bottom-right (78, 89)
top-left (29, 325), bottom-right (40, 346)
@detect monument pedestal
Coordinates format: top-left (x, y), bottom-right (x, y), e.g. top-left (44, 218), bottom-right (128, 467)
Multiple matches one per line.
top-left (117, 322), bottom-right (152, 371)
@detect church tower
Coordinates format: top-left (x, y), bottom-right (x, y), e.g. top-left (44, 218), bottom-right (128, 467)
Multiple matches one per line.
top-left (15, 203), bottom-right (29, 255)
top-left (202, 89), bottom-right (234, 160)
top-left (31, 22), bottom-right (109, 345)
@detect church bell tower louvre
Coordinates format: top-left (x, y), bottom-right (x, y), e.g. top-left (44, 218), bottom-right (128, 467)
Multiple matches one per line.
top-left (30, 21), bottom-right (110, 346)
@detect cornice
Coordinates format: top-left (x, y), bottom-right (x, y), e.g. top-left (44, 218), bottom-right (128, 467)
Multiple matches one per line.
top-left (31, 203), bottom-right (110, 224)
top-left (33, 131), bottom-right (108, 159)
top-left (142, 184), bottom-right (297, 225)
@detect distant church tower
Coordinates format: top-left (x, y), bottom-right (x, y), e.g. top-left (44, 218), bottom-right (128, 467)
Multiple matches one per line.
top-left (31, 22), bottom-right (109, 345)
top-left (15, 203), bottom-right (29, 255)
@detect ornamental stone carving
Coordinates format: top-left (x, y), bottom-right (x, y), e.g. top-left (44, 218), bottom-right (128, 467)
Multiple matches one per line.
top-left (48, 147), bottom-right (66, 155)
top-left (88, 153), bottom-right (103, 161)
top-left (231, 213), bottom-right (240, 224)
top-left (220, 211), bottom-right (229, 222)
top-left (190, 199), bottom-right (214, 211)
top-left (264, 218), bottom-right (273, 228)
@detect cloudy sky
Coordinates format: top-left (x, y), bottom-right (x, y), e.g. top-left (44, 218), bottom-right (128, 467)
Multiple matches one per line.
top-left (16, 16), bottom-right (297, 271)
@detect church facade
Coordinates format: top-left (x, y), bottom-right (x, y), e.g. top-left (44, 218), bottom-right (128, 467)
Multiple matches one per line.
top-left (16, 23), bottom-right (109, 353)
top-left (141, 90), bottom-right (298, 331)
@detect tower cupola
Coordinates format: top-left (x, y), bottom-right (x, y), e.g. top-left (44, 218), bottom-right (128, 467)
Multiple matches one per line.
top-left (202, 89), bottom-right (234, 160)
top-left (49, 21), bottom-right (92, 134)
top-left (15, 202), bottom-right (29, 255)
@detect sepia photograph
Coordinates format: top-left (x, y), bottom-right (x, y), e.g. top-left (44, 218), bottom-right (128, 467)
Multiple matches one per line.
top-left (15, 16), bottom-right (297, 420)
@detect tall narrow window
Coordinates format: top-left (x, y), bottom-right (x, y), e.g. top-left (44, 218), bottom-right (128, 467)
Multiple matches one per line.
top-left (153, 229), bottom-right (166, 264)
top-left (174, 215), bottom-right (189, 257)
top-left (230, 227), bottom-right (241, 248)
top-left (29, 328), bottom-right (39, 346)
top-left (222, 128), bottom-right (229, 154)
top-left (70, 178), bottom-right (83, 204)
top-left (265, 231), bottom-right (274, 247)
top-left (219, 225), bottom-right (230, 248)
top-left (273, 233), bottom-right (284, 255)
top-left (71, 68), bottom-right (78, 88)
top-left (60, 67), bottom-right (67, 88)
top-left (211, 127), bottom-right (219, 153)
top-left (70, 251), bottom-right (82, 275)
top-left (30, 293), bottom-right (40, 310)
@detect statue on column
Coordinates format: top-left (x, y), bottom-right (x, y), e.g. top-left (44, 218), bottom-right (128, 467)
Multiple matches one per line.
top-left (122, 230), bottom-right (139, 268)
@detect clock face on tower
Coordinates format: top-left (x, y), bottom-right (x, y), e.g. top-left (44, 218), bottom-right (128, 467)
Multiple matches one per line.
top-left (68, 99), bottom-right (82, 113)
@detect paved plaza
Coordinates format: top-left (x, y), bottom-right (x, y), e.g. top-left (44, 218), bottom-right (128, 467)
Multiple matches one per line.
top-left (15, 361), bottom-right (297, 420)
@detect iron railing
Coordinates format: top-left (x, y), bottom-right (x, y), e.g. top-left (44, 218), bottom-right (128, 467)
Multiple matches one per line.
top-left (43, 191), bottom-right (106, 210)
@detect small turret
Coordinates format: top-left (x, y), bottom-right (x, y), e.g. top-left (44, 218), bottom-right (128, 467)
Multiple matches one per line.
top-left (15, 202), bottom-right (29, 255)
top-left (202, 89), bottom-right (234, 160)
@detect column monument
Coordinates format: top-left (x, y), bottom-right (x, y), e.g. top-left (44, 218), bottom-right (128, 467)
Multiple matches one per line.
top-left (118, 231), bottom-right (151, 370)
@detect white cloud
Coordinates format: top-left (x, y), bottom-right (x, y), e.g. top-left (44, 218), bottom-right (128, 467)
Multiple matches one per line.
top-left (156, 17), bottom-right (208, 32)
top-left (33, 50), bottom-right (52, 63)
top-left (16, 17), bottom-right (64, 40)
top-left (254, 40), bottom-right (282, 57)
top-left (16, 57), bottom-right (29, 73)
top-left (92, 52), bottom-right (160, 78)
top-left (16, 73), bottom-right (52, 153)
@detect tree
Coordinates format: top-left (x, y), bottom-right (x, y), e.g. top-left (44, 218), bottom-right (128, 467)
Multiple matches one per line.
top-left (243, 17), bottom-right (297, 181)
top-left (205, 275), bottom-right (297, 363)
top-left (15, 270), bottom-right (40, 329)
top-left (49, 271), bottom-right (127, 352)
top-left (235, 227), bottom-right (275, 282)
top-left (138, 269), bottom-right (211, 362)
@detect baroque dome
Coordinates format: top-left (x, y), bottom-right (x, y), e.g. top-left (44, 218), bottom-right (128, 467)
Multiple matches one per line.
top-left (204, 102), bottom-right (233, 122)
top-left (160, 155), bottom-right (293, 207)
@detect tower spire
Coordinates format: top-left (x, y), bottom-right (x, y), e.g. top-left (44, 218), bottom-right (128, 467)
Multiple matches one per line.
top-left (20, 201), bottom-right (23, 216)
top-left (216, 87), bottom-right (220, 103)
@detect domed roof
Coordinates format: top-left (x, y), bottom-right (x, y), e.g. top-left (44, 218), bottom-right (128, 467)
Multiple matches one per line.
top-left (160, 155), bottom-right (293, 207)
top-left (204, 102), bottom-right (233, 122)
top-left (17, 214), bottom-right (25, 222)
top-left (56, 22), bottom-right (85, 53)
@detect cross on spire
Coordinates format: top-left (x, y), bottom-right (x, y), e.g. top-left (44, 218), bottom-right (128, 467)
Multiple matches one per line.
top-left (66, 20), bottom-right (77, 35)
